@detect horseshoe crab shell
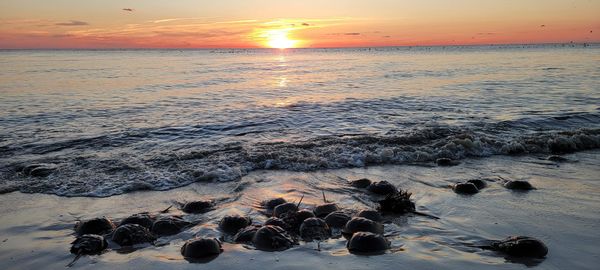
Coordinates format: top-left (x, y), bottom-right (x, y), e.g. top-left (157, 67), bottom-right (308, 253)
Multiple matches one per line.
top-left (504, 180), bottom-right (535, 190)
top-left (182, 200), bottom-right (213, 214)
top-left (219, 215), bottom-right (252, 234)
top-left (349, 178), bottom-right (372, 188)
top-left (491, 236), bottom-right (548, 258)
top-left (262, 198), bottom-right (287, 209)
top-left (151, 216), bottom-right (191, 236)
top-left (181, 238), bottom-right (223, 259)
top-left (453, 182), bottom-right (479, 194)
top-left (342, 217), bottom-right (384, 236)
top-left (367, 181), bottom-right (398, 195)
top-left (75, 217), bottom-right (115, 236)
top-left (252, 225), bottom-right (294, 251)
top-left (264, 217), bottom-right (290, 230)
top-left (273, 202), bottom-right (298, 218)
top-left (233, 225), bottom-right (261, 243)
top-left (467, 179), bottom-right (487, 190)
top-left (436, 158), bottom-right (459, 166)
top-left (314, 203), bottom-right (339, 218)
top-left (112, 224), bottom-right (156, 246)
top-left (356, 210), bottom-right (382, 222)
top-left (347, 232), bottom-right (390, 254)
top-left (70, 234), bottom-right (108, 255)
top-left (299, 218), bottom-right (331, 241)
top-left (324, 211), bottom-right (351, 228)
top-left (280, 209), bottom-right (315, 232)
top-left (120, 213), bottom-right (155, 229)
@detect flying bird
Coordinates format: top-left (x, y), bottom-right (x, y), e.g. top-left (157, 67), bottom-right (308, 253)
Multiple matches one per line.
top-left (122, 8), bottom-right (134, 12)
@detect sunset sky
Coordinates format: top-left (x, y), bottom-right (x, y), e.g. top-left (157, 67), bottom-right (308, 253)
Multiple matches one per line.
top-left (1, 0), bottom-right (599, 49)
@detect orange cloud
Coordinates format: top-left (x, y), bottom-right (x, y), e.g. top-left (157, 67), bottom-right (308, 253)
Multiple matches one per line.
top-left (55, 20), bottom-right (89, 26)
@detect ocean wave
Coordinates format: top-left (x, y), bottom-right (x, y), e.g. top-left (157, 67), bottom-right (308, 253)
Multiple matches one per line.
top-left (1, 121), bottom-right (599, 197)
top-left (2, 47), bottom-right (599, 197)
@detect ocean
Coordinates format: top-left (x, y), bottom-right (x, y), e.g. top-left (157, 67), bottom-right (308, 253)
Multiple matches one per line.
top-left (1, 45), bottom-right (598, 196)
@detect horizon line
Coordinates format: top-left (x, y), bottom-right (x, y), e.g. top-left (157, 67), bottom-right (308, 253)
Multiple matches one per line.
top-left (1, 41), bottom-right (598, 51)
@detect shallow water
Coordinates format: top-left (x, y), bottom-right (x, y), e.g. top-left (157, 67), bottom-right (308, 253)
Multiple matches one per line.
top-left (0, 151), bottom-right (598, 269)
top-left (1, 45), bottom-right (600, 196)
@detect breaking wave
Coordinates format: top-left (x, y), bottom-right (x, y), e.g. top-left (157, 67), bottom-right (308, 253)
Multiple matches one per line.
top-left (1, 113), bottom-right (599, 197)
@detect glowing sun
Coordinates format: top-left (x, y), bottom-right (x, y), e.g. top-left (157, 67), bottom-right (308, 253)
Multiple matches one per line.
top-left (264, 29), bottom-right (298, 49)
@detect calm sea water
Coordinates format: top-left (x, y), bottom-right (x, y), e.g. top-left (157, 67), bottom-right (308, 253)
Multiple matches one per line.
top-left (1, 45), bottom-right (599, 196)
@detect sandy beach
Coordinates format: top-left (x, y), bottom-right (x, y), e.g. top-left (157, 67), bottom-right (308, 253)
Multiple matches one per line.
top-left (1, 151), bottom-right (598, 269)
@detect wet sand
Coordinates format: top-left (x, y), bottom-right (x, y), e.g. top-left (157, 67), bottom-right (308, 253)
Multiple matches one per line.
top-left (0, 151), bottom-right (599, 269)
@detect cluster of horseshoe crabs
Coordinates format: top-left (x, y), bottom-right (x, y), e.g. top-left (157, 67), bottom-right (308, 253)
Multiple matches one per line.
top-left (350, 178), bottom-right (547, 259)
top-left (68, 176), bottom-right (548, 266)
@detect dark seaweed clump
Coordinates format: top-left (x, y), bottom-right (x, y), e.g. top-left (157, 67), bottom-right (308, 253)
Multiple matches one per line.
top-left (377, 190), bottom-right (415, 214)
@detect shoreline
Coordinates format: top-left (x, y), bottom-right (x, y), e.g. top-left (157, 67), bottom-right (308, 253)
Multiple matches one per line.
top-left (1, 151), bottom-right (598, 269)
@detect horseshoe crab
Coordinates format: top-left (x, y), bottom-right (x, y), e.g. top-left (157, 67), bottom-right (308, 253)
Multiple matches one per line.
top-left (347, 232), bottom-right (390, 254)
top-left (219, 215), bottom-right (252, 234)
top-left (299, 218), bottom-right (331, 242)
top-left (436, 158), bottom-right (459, 166)
top-left (367, 181), bottom-right (398, 195)
top-left (151, 216), bottom-right (191, 236)
top-left (356, 210), bottom-right (382, 222)
top-left (273, 202), bottom-right (298, 218)
top-left (281, 209), bottom-right (315, 232)
top-left (68, 234), bottom-right (108, 267)
top-left (314, 203), bottom-right (339, 218)
top-left (70, 234), bottom-right (107, 255)
top-left (120, 213), bottom-right (155, 229)
top-left (182, 200), bottom-right (213, 214)
top-left (324, 211), bottom-right (351, 228)
top-left (233, 225), bottom-right (261, 243)
top-left (112, 224), bottom-right (156, 246)
top-left (467, 179), bottom-right (487, 190)
top-left (181, 238), bottom-right (223, 260)
top-left (342, 217), bottom-right (384, 237)
top-left (453, 182), bottom-right (479, 194)
top-left (488, 236), bottom-right (548, 258)
top-left (264, 217), bottom-right (290, 230)
top-left (75, 217), bottom-right (115, 236)
top-left (313, 191), bottom-right (339, 218)
top-left (349, 178), bottom-right (372, 188)
top-left (504, 180), bottom-right (535, 191)
top-left (252, 225), bottom-right (295, 251)
top-left (262, 198), bottom-right (287, 209)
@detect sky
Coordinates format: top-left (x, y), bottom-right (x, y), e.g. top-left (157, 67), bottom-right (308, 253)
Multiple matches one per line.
top-left (0, 0), bottom-right (599, 48)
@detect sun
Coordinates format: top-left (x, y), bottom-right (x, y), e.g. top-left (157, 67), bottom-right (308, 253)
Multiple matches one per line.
top-left (264, 29), bottom-right (298, 49)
